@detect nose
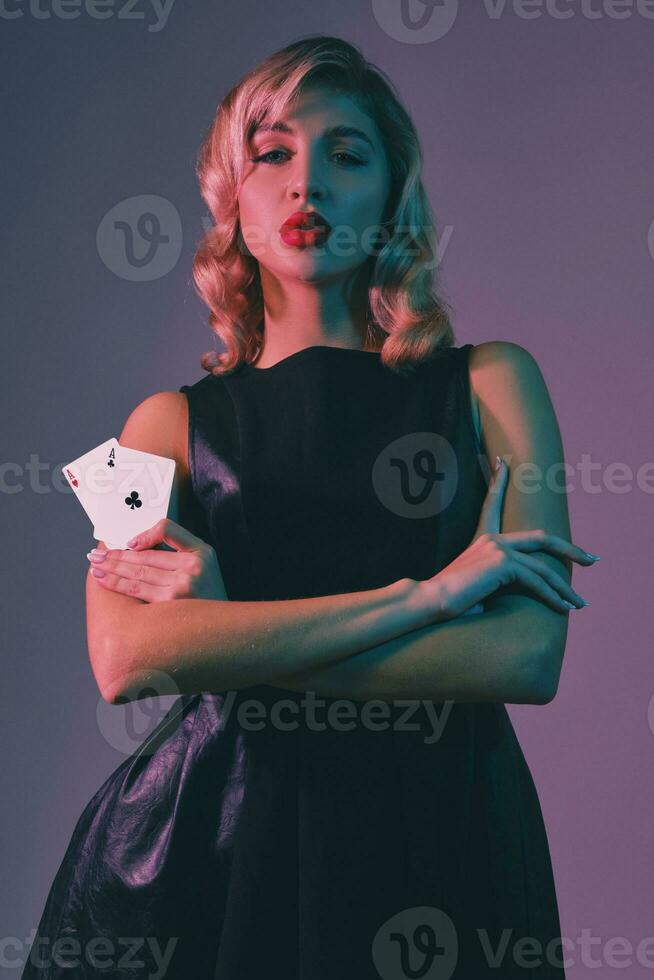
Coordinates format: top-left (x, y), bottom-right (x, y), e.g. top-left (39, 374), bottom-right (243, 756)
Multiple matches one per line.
top-left (285, 150), bottom-right (328, 203)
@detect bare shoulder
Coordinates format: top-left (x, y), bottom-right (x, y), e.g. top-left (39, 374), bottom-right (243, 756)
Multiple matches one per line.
top-left (120, 390), bottom-right (190, 522)
top-left (86, 391), bottom-right (191, 699)
top-left (466, 341), bottom-right (572, 687)
top-left (118, 390), bottom-right (189, 476)
top-left (468, 340), bottom-right (545, 387)
top-left (467, 341), bottom-right (553, 440)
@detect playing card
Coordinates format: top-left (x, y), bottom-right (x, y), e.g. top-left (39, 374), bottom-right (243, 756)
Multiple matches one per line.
top-left (93, 526), bottom-right (127, 550)
top-left (91, 445), bottom-right (176, 549)
top-left (62, 438), bottom-right (120, 527)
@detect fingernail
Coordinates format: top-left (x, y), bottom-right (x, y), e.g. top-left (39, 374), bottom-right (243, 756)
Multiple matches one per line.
top-left (90, 567), bottom-right (106, 578)
top-left (563, 600), bottom-right (576, 609)
top-left (127, 536), bottom-right (139, 547)
top-left (584, 553), bottom-right (601, 561)
top-left (87, 551), bottom-right (106, 563)
top-left (495, 456), bottom-right (503, 472)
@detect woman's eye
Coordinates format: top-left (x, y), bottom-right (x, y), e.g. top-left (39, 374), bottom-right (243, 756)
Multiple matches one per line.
top-left (252, 150), bottom-right (287, 165)
top-left (251, 150), bottom-right (364, 166)
top-left (332, 152), bottom-right (364, 166)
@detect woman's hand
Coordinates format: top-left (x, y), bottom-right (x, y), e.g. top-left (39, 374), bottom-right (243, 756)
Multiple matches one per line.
top-left (87, 518), bottom-right (228, 603)
top-left (419, 456), bottom-right (599, 623)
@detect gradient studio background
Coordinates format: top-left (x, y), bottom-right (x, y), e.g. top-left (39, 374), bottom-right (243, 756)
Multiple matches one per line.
top-left (3, 3), bottom-right (653, 977)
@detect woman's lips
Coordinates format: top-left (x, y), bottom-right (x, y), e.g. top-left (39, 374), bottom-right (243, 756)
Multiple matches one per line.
top-left (279, 211), bottom-right (332, 247)
top-left (280, 225), bottom-right (331, 247)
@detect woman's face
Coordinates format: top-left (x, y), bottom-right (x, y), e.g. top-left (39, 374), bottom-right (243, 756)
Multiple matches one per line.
top-left (237, 86), bottom-right (392, 284)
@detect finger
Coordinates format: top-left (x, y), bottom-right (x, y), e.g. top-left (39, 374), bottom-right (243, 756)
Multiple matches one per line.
top-left (92, 555), bottom-right (177, 588)
top-left (510, 552), bottom-right (586, 607)
top-left (500, 531), bottom-right (599, 565)
top-left (90, 567), bottom-right (172, 603)
top-left (462, 602), bottom-right (485, 616)
top-left (507, 559), bottom-right (582, 613)
top-left (127, 518), bottom-right (204, 553)
top-left (473, 457), bottom-right (508, 539)
top-left (100, 547), bottom-right (182, 571)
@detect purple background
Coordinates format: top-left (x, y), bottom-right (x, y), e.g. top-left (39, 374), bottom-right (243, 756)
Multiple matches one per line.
top-left (4, 3), bottom-right (653, 976)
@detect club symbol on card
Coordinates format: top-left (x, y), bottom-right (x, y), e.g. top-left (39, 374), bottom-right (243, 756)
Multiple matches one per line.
top-left (107, 447), bottom-right (116, 468)
top-left (124, 491), bottom-right (143, 511)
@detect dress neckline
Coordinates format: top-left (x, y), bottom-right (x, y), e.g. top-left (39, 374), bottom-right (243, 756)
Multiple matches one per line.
top-left (245, 345), bottom-right (383, 373)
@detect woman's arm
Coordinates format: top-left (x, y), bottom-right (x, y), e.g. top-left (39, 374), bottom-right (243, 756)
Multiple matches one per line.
top-left (87, 393), bottom-right (426, 704)
top-left (95, 341), bottom-right (574, 707)
top-left (468, 341), bottom-right (575, 692)
top-left (267, 598), bottom-right (551, 704)
top-left (100, 575), bottom-right (425, 704)
top-left (269, 341), bottom-right (577, 705)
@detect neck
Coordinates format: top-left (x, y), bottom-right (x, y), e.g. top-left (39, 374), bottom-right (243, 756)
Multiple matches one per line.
top-left (254, 266), bottom-right (374, 368)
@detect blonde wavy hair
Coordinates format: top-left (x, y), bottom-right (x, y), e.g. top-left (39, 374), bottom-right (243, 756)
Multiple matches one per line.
top-left (192, 34), bottom-right (455, 377)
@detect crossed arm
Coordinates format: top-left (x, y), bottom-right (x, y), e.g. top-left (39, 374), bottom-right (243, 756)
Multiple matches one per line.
top-left (90, 342), bottom-right (574, 706)
top-left (267, 341), bottom-right (573, 704)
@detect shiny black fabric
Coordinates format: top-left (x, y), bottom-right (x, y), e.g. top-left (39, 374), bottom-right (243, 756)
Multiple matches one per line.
top-left (23, 344), bottom-right (566, 978)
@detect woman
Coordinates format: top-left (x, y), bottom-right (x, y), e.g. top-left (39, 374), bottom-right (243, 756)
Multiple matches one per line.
top-left (24, 35), bottom-right (597, 979)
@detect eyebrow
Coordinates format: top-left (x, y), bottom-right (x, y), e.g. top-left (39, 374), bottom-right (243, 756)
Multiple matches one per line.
top-left (251, 121), bottom-right (375, 150)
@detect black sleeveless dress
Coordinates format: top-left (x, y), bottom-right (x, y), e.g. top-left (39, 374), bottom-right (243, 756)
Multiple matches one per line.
top-left (23, 344), bottom-right (566, 979)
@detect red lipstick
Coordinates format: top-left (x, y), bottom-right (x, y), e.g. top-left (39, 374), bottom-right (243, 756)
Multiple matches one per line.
top-left (280, 210), bottom-right (332, 247)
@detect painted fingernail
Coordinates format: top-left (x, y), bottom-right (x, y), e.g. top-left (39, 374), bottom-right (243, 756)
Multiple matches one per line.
top-left (562, 600), bottom-right (576, 609)
top-left (87, 551), bottom-right (106, 563)
top-left (584, 552), bottom-right (601, 561)
top-left (90, 567), bottom-right (106, 578)
top-left (495, 456), bottom-right (502, 472)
